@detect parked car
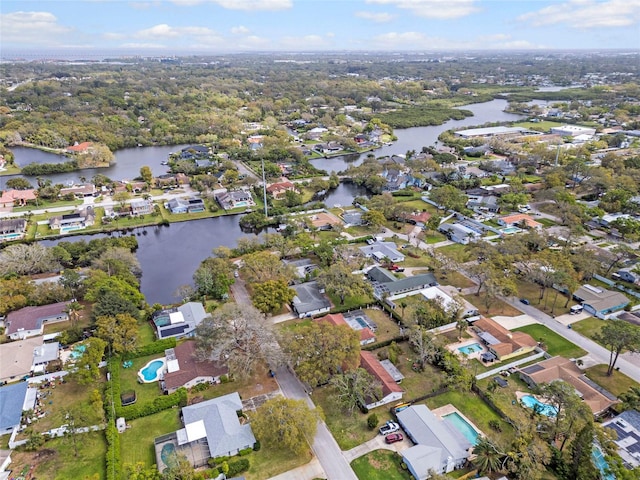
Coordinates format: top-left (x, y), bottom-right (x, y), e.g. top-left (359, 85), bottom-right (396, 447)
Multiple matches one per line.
top-left (520, 298), bottom-right (530, 305)
top-left (379, 421), bottom-right (400, 435)
top-left (385, 433), bottom-right (403, 444)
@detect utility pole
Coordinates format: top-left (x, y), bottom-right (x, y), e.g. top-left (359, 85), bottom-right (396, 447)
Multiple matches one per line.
top-left (261, 157), bottom-right (268, 217)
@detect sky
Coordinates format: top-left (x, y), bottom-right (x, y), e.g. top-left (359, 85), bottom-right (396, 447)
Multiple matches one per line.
top-left (1, 0), bottom-right (639, 57)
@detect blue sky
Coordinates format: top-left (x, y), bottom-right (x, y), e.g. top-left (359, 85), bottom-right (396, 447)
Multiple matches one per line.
top-left (1, 0), bottom-right (639, 56)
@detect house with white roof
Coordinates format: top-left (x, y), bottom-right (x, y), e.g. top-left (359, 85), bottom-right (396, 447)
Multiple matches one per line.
top-left (152, 302), bottom-right (208, 339)
top-left (359, 240), bottom-right (405, 263)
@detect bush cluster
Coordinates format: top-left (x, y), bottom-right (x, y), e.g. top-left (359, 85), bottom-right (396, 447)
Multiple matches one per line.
top-left (118, 388), bottom-right (187, 420)
top-left (126, 337), bottom-right (177, 359)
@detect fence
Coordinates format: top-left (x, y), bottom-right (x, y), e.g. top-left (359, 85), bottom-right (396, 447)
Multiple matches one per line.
top-left (593, 274), bottom-right (640, 300)
top-left (475, 350), bottom-right (546, 380)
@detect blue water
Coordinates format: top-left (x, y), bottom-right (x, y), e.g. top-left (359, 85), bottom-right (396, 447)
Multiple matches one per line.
top-left (140, 360), bottom-right (164, 382)
top-left (501, 226), bottom-right (521, 234)
top-left (355, 317), bottom-right (368, 328)
top-left (520, 395), bottom-right (558, 417)
top-left (592, 445), bottom-right (615, 480)
top-left (160, 442), bottom-right (176, 466)
top-left (458, 343), bottom-right (483, 355)
top-left (443, 412), bottom-right (479, 445)
top-left (70, 344), bottom-right (86, 359)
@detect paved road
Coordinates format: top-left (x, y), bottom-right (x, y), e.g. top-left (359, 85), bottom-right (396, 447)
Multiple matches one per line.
top-left (275, 365), bottom-right (358, 480)
top-left (502, 295), bottom-right (640, 383)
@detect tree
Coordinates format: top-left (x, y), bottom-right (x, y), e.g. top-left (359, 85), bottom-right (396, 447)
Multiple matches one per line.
top-left (113, 191), bottom-right (131, 211)
top-left (62, 407), bottom-right (88, 457)
top-left (65, 301), bottom-right (83, 327)
top-left (193, 257), bottom-right (234, 299)
top-left (139, 165), bottom-right (153, 185)
top-left (71, 337), bottom-right (107, 385)
top-left (0, 276), bottom-right (33, 315)
top-left (123, 462), bottom-right (162, 480)
top-left (538, 380), bottom-right (585, 443)
top-left (161, 452), bottom-right (196, 480)
top-left (456, 317), bottom-right (467, 341)
top-left (429, 185), bottom-right (467, 212)
top-left (92, 247), bottom-right (142, 280)
top-left (362, 209), bottom-right (386, 230)
top-left (604, 245), bottom-right (635, 274)
top-left (195, 303), bottom-right (282, 379)
top-left (96, 313), bottom-right (139, 355)
top-left (567, 422), bottom-right (600, 480)
top-left (619, 385), bottom-right (640, 411)
top-left (316, 262), bottom-right (372, 305)
top-left (0, 243), bottom-right (59, 276)
top-left (59, 269), bottom-right (83, 298)
top-left (330, 368), bottom-right (382, 414)
top-left (473, 437), bottom-right (504, 474)
top-left (242, 250), bottom-right (295, 284)
top-left (252, 397), bottom-right (320, 455)
top-left (251, 279), bottom-right (295, 313)
top-left (408, 326), bottom-right (439, 370)
top-left (284, 322), bottom-right (360, 387)
top-left (90, 289), bottom-right (141, 320)
top-left (595, 320), bottom-right (640, 376)
top-left (5, 177), bottom-right (32, 189)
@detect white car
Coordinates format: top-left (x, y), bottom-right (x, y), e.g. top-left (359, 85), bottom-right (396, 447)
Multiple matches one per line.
top-left (379, 421), bottom-right (400, 435)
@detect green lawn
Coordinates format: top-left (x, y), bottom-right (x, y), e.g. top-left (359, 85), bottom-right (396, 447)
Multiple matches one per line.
top-left (118, 353), bottom-right (166, 406)
top-left (351, 450), bottom-right (411, 480)
top-left (328, 292), bottom-right (374, 311)
top-left (245, 447), bottom-right (312, 480)
top-left (514, 278), bottom-right (572, 316)
top-left (512, 324), bottom-right (586, 359)
top-left (584, 364), bottom-right (640, 398)
top-left (569, 317), bottom-right (604, 342)
top-left (536, 217), bottom-right (557, 227)
top-left (137, 322), bottom-right (157, 346)
top-left (120, 409), bottom-right (182, 468)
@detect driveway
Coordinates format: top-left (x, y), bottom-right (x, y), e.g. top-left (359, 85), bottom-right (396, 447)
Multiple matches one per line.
top-left (342, 432), bottom-right (410, 462)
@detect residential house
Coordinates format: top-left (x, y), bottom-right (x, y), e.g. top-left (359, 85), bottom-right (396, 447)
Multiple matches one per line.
top-left (613, 267), bottom-right (640, 285)
top-left (247, 135), bottom-right (264, 151)
top-left (397, 405), bottom-right (472, 478)
top-left (215, 190), bottom-right (255, 210)
top-left (112, 180), bottom-right (146, 195)
top-left (342, 210), bottom-right (365, 226)
top-left (31, 341), bottom-right (60, 374)
top-left (367, 266), bottom-right (437, 299)
top-left (497, 213), bottom-right (542, 230)
top-left (359, 241), bottom-right (405, 263)
top-left (466, 188), bottom-right (501, 213)
top-left (307, 212), bottom-right (342, 230)
top-left (266, 180), bottom-right (297, 200)
top-left (0, 382), bottom-right (29, 435)
top-left (0, 219), bottom-right (27, 242)
top-left (59, 184), bottom-right (97, 198)
top-left (130, 199), bottom-right (154, 216)
top-left (405, 211), bottom-right (431, 227)
top-left (154, 392), bottom-right (255, 470)
top-left (166, 197), bottom-right (205, 214)
top-left (602, 409), bottom-right (640, 469)
top-left (315, 313), bottom-right (376, 346)
top-left (305, 127), bottom-right (328, 140)
top-left (550, 125), bottom-right (597, 137)
top-left (66, 142), bottom-right (93, 153)
top-left (438, 223), bottom-right (481, 245)
top-left (0, 337), bottom-right (44, 383)
top-left (472, 317), bottom-right (537, 361)
top-left (5, 302), bottom-right (70, 340)
top-left (284, 258), bottom-right (318, 279)
top-left (0, 189), bottom-right (37, 209)
top-left (162, 341), bottom-right (228, 394)
top-left (49, 207), bottom-right (95, 232)
top-left (152, 302), bottom-right (208, 340)
top-left (359, 351), bottom-right (404, 409)
top-left (291, 281), bottom-right (331, 318)
top-left (573, 284), bottom-right (630, 319)
top-left (519, 356), bottom-right (618, 416)
top-left (420, 286), bottom-right (478, 318)
top-left (179, 145), bottom-right (209, 159)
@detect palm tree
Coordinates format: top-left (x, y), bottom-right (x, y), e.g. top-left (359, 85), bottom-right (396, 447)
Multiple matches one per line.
top-left (473, 437), bottom-right (504, 474)
top-left (65, 301), bottom-right (83, 327)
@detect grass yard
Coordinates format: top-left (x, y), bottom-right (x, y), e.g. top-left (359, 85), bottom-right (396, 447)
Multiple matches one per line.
top-left (569, 317), bottom-right (604, 343)
top-left (328, 292), bottom-right (375, 311)
top-left (245, 447), bottom-right (312, 480)
top-left (462, 295), bottom-right (523, 317)
top-left (442, 271), bottom-right (475, 289)
top-left (584, 364), bottom-right (640, 398)
top-left (137, 322), bottom-right (157, 345)
top-left (437, 243), bottom-right (474, 263)
top-left (512, 324), bottom-right (586, 359)
top-left (424, 390), bottom-right (514, 442)
top-left (351, 450), bottom-right (411, 480)
top-left (363, 308), bottom-right (404, 343)
top-left (536, 217), bottom-right (557, 227)
top-left (192, 363), bottom-right (279, 404)
top-left (11, 430), bottom-right (107, 480)
top-left (120, 409), bottom-right (182, 468)
top-left (118, 353), bottom-right (166, 406)
top-left (514, 279), bottom-right (572, 316)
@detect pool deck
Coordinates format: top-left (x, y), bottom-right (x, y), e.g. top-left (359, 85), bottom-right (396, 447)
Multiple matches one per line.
top-left (432, 404), bottom-right (484, 443)
top-left (138, 357), bottom-right (167, 383)
top-left (447, 334), bottom-right (488, 361)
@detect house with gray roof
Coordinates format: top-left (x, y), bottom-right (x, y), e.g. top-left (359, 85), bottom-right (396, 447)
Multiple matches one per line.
top-left (359, 241), bottom-right (405, 263)
top-left (0, 382), bottom-right (28, 435)
top-left (602, 409), bottom-right (640, 469)
top-left (153, 302), bottom-right (208, 339)
top-left (215, 190), bottom-right (255, 210)
top-left (5, 302), bottom-right (70, 340)
top-left (573, 284), bottom-right (630, 319)
top-left (366, 266), bottom-right (437, 299)
top-left (155, 392), bottom-right (255, 470)
top-left (0, 218), bottom-right (27, 242)
top-left (397, 405), bottom-right (471, 478)
top-left (166, 197), bottom-right (205, 214)
top-left (438, 223), bottom-right (481, 245)
top-left (291, 281), bottom-right (331, 318)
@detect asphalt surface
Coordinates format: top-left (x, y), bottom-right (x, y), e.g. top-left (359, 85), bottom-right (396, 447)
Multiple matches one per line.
top-left (275, 365), bottom-right (358, 480)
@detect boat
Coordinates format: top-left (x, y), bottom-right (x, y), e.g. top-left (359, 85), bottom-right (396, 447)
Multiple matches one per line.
top-left (160, 161), bottom-right (168, 165)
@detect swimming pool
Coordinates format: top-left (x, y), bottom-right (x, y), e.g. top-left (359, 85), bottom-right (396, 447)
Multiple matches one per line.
top-left (501, 226), bottom-right (521, 235)
top-left (592, 445), bottom-right (615, 480)
top-left (520, 395), bottom-right (557, 417)
top-left (458, 343), bottom-right (483, 355)
top-left (138, 358), bottom-right (166, 383)
top-left (70, 344), bottom-right (87, 359)
top-left (443, 412), bottom-right (479, 445)
top-left (0, 232), bottom-right (22, 241)
top-left (160, 442), bottom-right (177, 467)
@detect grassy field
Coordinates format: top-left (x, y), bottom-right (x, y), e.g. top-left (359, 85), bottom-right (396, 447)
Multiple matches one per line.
top-left (461, 294), bottom-right (523, 317)
top-left (584, 364), bottom-right (640, 398)
top-left (120, 409), bottom-right (182, 468)
top-left (351, 450), bottom-right (411, 480)
top-left (245, 447), bottom-right (312, 480)
top-left (11, 431), bottom-right (107, 480)
top-left (514, 279), bottom-right (572, 316)
top-left (513, 120), bottom-right (565, 131)
top-left (569, 317), bottom-right (604, 342)
top-left (512, 324), bottom-right (586, 359)
top-left (118, 353), bottom-right (166, 406)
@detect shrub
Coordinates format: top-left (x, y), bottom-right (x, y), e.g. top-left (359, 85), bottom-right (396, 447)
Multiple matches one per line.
top-left (127, 337), bottom-right (177, 359)
top-left (367, 413), bottom-right (379, 430)
top-left (253, 440), bottom-right (261, 451)
top-left (227, 458), bottom-right (250, 477)
top-left (220, 374), bottom-right (230, 383)
top-left (239, 447), bottom-right (253, 456)
top-left (489, 419), bottom-right (502, 432)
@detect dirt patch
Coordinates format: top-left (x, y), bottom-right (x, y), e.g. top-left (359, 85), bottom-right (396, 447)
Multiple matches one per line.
top-left (368, 453), bottom-right (392, 470)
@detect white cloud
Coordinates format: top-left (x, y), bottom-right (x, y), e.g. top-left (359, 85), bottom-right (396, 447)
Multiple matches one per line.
top-left (170, 0), bottom-right (292, 9)
top-left (518, 0), bottom-right (640, 28)
top-left (366, 0), bottom-right (479, 19)
top-left (372, 31), bottom-right (544, 50)
top-left (231, 25), bottom-right (250, 34)
top-left (355, 11), bottom-right (395, 22)
top-left (134, 24), bottom-right (219, 41)
top-left (0, 11), bottom-right (74, 45)
top-left (279, 34), bottom-right (331, 49)
top-left (120, 42), bottom-right (167, 49)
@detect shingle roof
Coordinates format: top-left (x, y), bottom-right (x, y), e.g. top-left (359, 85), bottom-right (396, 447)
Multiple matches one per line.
top-left (5, 302), bottom-right (70, 336)
top-left (573, 285), bottom-right (630, 313)
top-left (292, 282), bottom-right (331, 315)
top-left (163, 341), bottom-right (228, 391)
top-left (473, 317), bottom-right (537, 358)
top-left (0, 337), bottom-right (43, 380)
top-left (499, 213), bottom-right (542, 229)
top-left (360, 351), bottom-right (403, 397)
top-left (0, 382), bottom-right (28, 431)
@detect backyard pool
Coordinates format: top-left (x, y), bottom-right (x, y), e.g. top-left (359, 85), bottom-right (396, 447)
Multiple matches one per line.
top-left (592, 445), bottom-right (615, 480)
top-left (70, 344), bottom-right (87, 359)
top-left (443, 412), bottom-right (479, 445)
top-left (160, 442), bottom-right (177, 467)
top-left (0, 232), bottom-right (22, 241)
top-left (138, 358), bottom-right (166, 383)
top-left (457, 343), bottom-right (483, 355)
top-left (501, 226), bottom-right (522, 235)
top-left (520, 395), bottom-right (557, 417)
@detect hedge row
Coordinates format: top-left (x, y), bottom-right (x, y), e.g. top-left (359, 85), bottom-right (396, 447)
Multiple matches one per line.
top-left (125, 337), bottom-right (177, 359)
top-left (118, 388), bottom-right (187, 420)
top-left (362, 335), bottom-right (408, 351)
top-left (103, 374), bottom-right (122, 480)
top-left (227, 458), bottom-right (250, 477)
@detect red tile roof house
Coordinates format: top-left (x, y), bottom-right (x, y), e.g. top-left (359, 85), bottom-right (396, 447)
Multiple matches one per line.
top-left (497, 213), bottom-right (542, 230)
top-left (315, 313), bottom-right (376, 346)
top-left (5, 302), bottom-right (71, 340)
top-left (162, 341), bottom-right (228, 394)
top-left (0, 189), bottom-right (37, 210)
top-left (266, 180), bottom-right (297, 200)
top-left (472, 317), bottom-right (537, 361)
top-left (66, 142), bottom-right (93, 153)
top-left (359, 351), bottom-right (404, 410)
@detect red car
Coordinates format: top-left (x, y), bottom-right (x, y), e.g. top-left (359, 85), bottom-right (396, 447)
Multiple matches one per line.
top-left (385, 433), bottom-right (403, 444)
